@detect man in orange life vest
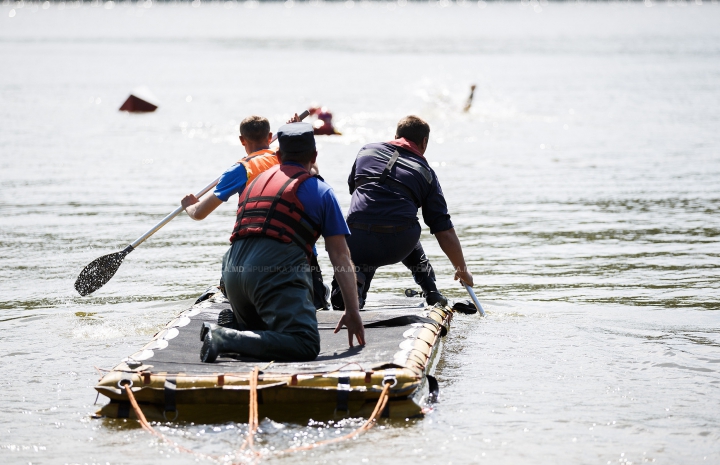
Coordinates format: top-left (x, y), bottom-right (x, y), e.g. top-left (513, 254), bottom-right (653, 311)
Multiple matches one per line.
top-left (186, 122), bottom-right (364, 362)
top-left (181, 115), bottom-right (331, 310)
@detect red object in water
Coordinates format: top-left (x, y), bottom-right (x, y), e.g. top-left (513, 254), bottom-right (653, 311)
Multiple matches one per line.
top-left (119, 95), bottom-right (158, 113)
top-left (310, 106), bottom-right (341, 135)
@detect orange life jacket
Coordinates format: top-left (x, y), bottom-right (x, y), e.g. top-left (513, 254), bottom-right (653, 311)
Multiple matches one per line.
top-left (238, 149), bottom-right (280, 184)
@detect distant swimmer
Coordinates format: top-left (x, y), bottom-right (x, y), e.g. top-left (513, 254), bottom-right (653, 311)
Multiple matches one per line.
top-left (310, 106), bottom-right (342, 136)
top-left (463, 84), bottom-right (476, 113)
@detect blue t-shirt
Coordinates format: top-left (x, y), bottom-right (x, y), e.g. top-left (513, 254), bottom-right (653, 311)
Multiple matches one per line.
top-left (214, 163), bottom-right (249, 202)
top-left (287, 162), bottom-right (350, 238)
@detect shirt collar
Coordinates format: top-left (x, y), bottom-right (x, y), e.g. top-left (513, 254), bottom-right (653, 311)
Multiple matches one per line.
top-left (387, 138), bottom-right (425, 158)
top-left (282, 161), bottom-right (306, 169)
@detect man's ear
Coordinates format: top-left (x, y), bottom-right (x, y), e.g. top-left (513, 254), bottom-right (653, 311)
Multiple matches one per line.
top-left (239, 135), bottom-right (247, 147)
top-left (421, 137), bottom-right (429, 154)
top-left (311, 150), bottom-right (318, 165)
top-left (267, 132), bottom-right (273, 145)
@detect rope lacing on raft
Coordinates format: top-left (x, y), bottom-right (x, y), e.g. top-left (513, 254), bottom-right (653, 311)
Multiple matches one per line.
top-left (119, 367), bottom-right (393, 463)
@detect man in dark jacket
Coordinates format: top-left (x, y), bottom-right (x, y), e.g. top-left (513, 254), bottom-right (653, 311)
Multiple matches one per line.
top-left (331, 115), bottom-right (474, 309)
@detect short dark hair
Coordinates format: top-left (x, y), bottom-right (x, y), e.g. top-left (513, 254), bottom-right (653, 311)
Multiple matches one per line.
top-left (239, 116), bottom-right (270, 143)
top-left (279, 149), bottom-right (316, 164)
top-left (395, 115), bottom-right (430, 147)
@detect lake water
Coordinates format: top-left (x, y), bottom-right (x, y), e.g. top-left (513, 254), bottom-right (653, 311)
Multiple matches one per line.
top-left (1, 1), bottom-right (719, 464)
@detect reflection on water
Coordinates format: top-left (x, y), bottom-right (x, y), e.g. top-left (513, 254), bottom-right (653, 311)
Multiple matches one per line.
top-left (1, 2), bottom-right (719, 464)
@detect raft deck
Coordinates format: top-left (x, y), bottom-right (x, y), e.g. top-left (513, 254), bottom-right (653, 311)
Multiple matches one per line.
top-left (95, 288), bottom-right (453, 422)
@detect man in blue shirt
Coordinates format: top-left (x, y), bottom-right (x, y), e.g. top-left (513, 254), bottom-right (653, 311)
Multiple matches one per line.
top-left (331, 115), bottom-right (474, 309)
top-left (182, 115), bottom-right (331, 310)
top-left (193, 123), bottom-right (364, 363)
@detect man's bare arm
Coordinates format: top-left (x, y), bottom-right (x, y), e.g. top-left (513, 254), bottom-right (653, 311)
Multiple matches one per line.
top-left (181, 194), bottom-right (223, 221)
top-left (435, 228), bottom-right (474, 286)
top-left (325, 235), bottom-right (365, 347)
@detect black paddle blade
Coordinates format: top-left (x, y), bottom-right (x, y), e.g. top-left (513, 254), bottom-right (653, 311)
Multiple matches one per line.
top-left (74, 246), bottom-right (134, 296)
top-left (452, 299), bottom-right (478, 315)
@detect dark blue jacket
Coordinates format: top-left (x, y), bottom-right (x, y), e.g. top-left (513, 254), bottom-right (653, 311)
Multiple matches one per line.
top-left (346, 142), bottom-right (453, 234)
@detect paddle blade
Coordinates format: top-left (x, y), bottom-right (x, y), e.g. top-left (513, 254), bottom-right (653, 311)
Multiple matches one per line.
top-left (74, 246), bottom-right (133, 296)
top-left (452, 300), bottom-right (477, 315)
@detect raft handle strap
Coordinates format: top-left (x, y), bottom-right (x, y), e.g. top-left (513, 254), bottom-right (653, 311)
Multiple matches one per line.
top-left (334, 376), bottom-right (351, 416)
top-left (163, 377), bottom-right (178, 421)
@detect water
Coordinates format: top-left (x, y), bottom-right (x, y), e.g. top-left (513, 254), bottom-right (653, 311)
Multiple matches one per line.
top-left (1, 1), bottom-right (719, 463)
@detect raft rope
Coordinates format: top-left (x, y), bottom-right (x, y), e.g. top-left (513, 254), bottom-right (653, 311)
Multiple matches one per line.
top-left (235, 367), bottom-right (261, 461)
top-left (121, 368), bottom-right (392, 464)
top-left (276, 381), bottom-right (392, 455)
top-left (121, 381), bottom-right (216, 462)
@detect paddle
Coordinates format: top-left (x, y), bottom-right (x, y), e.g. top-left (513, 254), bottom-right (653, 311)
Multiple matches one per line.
top-left (462, 281), bottom-right (485, 317)
top-left (74, 110), bottom-right (310, 296)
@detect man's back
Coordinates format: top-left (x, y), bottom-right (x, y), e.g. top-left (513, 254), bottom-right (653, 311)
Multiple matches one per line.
top-left (347, 140), bottom-right (452, 234)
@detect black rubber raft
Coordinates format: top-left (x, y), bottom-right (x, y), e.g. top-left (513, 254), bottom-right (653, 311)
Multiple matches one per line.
top-left (95, 287), bottom-right (453, 422)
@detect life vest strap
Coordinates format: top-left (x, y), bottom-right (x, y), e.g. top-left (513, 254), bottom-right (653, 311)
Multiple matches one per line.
top-left (378, 150), bottom-right (400, 184)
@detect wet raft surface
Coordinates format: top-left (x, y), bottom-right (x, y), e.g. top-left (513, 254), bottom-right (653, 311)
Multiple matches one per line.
top-left (149, 293), bottom-right (429, 374)
top-left (95, 288), bottom-right (453, 421)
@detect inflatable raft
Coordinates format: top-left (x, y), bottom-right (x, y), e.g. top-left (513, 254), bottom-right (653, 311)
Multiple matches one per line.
top-left (95, 287), bottom-right (454, 422)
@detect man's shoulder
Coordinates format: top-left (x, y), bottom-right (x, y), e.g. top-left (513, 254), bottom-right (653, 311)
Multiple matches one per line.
top-left (303, 175), bottom-right (335, 197)
top-left (240, 150), bottom-right (279, 168)
top-left (360, 141), bottom-right (392, 152)
top-left (360, 142), bottom-right (431, 165)
top-left (221, 161), bottom-right (248, 178)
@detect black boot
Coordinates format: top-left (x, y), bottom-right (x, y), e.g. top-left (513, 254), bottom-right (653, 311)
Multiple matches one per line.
top-left (217, 308), bottom-right (241, 330)
top-left (200, 322), bottom-right (250, 363)
top-left (311, 255), bottom-right (330, 310)
top-left (413, 255), bottom-right (448, 307)
top-left (219, 276), bottom-right (227, 298)
top-left (403, 244), bottom-right (446, 307)
top-left (425, 291), bottom-right (448, 307)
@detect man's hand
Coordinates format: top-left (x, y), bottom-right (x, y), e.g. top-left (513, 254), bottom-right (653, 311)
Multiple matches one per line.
top-left (334, 310), bottom-right (366, 347)
top-left (181, 194), bottom-right (199, 210)
top-left (286, 113), bottom-right (301, 124)
top-left (455, 268), bottom-right (474, 287)
top-left (181, 193), bottom-right (222, 221)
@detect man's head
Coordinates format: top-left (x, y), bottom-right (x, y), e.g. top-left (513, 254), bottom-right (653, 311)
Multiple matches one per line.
top-left (395, 115), bottom-right (430, 154)
top-left (239, 116), bottom-right (272, 153)
top-left (277, 122), bottom-right (317, 166)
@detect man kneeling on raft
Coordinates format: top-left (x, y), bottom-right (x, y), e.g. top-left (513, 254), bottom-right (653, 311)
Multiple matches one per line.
top-left (196, 122), bottom-right (364, 363)
top-left (182, 115), bottom-right (331, 310)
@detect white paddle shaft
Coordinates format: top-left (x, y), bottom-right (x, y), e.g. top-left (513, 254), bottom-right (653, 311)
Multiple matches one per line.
top-left (463, 282), bottom-right (485, 317)
top-left (130, 177), bottom-right (221, 248)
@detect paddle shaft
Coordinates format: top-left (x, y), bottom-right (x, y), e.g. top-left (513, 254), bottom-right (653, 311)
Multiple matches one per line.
top-left (463, 282), bottom-right (485, 317)
top-left (129, 177), bottom-right (219, 248)
top-left (128, 110), bottom-right (309, 249)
